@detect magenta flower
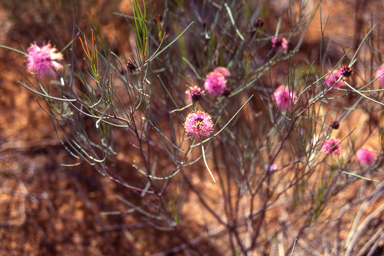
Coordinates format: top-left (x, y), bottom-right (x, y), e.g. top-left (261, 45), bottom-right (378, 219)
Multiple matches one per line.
top-left (325, 71), bottom-right (344, 89)
top-left (273, 85), bottom-right (296, 110)
top-left (214, 67), bottom-right (231, 77)
top-left (184, 111), bottom-right (214, 138)
top-left (186, 86), bottom-right (205, 101)
top-left (321, 138), bottom-right (341, 156)
top-left (271, 37), bottom-right (288, 50)
top-left (356, 148), bottom-right (376, 166)
top-left (204, 71), bottom-right (227, 96)
top-left (375, 65), bottom-right (384, 84)
top-left (26, 43), bottom-right (63, 78)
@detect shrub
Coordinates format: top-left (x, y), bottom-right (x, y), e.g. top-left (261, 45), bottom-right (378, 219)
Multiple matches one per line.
top-left (2, 0), bottom-right (384, 254)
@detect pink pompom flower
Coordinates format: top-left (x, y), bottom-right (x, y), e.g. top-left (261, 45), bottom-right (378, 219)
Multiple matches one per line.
top-left (356, 148), bottom-right (376, 166)
top-left (321, 138), bottom-right (341, 156)
top-left (325, 71), bottom-right (345, 89)
top-left (184, 111), bottom-right (214, 138)
top-left (26, 43), bottom-right (63, 79)
top-left (375, 65), bottom-right (384, 84)
top-left (271, 36), bottom-right (288, 50)
top-left (186, 86), bottom-right (205, 102)
top-left (204, 71), bottom-right (227, 96)
top-left (273, 85), bottom-right (296, 110)
top-left (214, 67), bottom-right (231, 77)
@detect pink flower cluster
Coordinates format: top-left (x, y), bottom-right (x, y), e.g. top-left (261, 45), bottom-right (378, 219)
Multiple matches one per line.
top-left (271, 37), bottom-right (288, 50)
top-left (26, 43), bottom-right (63, 78)
top-left (184, 111), bottom-right (214, 138)
top-left (325, 71), bottom-right (345, 89)
top-left (273, 85), bottom-right (296, 110)
top-left (376, 65), bottom-right (384, 84)
top-left (356, 148), bottom-right (376, 166)
top-left (204, 67), bottom-right (230, 96)
top-left (321, 138), bottom-right (341, 156)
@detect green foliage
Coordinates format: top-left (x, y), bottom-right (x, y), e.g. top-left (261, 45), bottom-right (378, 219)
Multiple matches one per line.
top-left (132, 0), bottom-right (148, 58)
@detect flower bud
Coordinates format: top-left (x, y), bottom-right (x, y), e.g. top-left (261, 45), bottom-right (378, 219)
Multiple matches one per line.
top-left (127, 60), bottom-right (136, 72)
top-left (339, 66), bottom-right (353, 77)
top-left (253, 17), bottom-right (264, 28)
top-left (330, 121), bottom-right (340, 130)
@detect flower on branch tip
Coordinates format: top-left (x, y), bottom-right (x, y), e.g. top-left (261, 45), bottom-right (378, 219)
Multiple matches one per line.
top-left (253, 17), bottom-right (264, 28)
top-left (204, 71), bottom-right (227, 96)
top-left (321, 138), bottom-right (341, 156)
top-left (184, 111), bottom-right (213, 138)
top-left (222, 88), bottom-right (231, 97)
top-left (356, 147), bottom-right (376, 166)
top-left (375, 65), bottom-right (384, 84)
top-left (271, 36), bottom-right (288, 50)
top-left (339, 66), bottom-right (353, 77)
top-left (26, 43), bottom-right (63, 78)
top-left (127, 60), bottom-right (136, 72)
top-left (186, 86), bottom-right (205, 102)
top-left (273, 85), bottom-right (296, 110)
top-left (325, 71), bottom-right (345, 89)
top-left (330, 121), bottom-right (340, 130)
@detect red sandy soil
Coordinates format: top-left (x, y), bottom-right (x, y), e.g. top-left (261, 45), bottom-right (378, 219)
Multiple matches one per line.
top-left (1, 0), bottom-right (384, 255)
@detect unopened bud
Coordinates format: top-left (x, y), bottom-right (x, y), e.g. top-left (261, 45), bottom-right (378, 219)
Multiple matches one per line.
top-left (331, 121), bottom-right (340, 130)
top-left (253, 17), bottom-right (264, 28)
top-left (223, 88), bottom-right (231, 97)
top-left (127, 60), bottom-right (136, 72)
top-left (339, 66), bottom-right (353, 77)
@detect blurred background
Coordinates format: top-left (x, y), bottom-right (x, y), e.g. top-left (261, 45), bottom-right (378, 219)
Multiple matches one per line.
top-left (0, 0), bottom-right (383, 255)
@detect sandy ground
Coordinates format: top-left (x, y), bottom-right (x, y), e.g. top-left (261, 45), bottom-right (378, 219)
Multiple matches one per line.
top-left (1, 0), bottom-right (384, 255)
